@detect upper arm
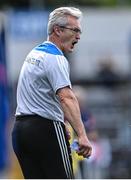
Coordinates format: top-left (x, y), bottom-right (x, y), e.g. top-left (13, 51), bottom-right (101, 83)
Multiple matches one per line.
top-left (45, 55), bottom-right (72, 93)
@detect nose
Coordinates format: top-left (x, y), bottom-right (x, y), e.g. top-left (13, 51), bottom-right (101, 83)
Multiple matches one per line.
top-left (76, 33), bottom-right (80, 40)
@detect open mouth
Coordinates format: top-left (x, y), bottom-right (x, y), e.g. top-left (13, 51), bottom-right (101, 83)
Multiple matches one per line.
top-left (72, 41), bottom-right (77, 46)
top-left (71, 41), bottom-right (78, 49)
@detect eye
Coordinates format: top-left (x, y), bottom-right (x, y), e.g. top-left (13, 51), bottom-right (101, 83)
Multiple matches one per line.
top-left (73, 28), bottom-right (82, 34)
top-left (59, 26), bottom-right (82, 34)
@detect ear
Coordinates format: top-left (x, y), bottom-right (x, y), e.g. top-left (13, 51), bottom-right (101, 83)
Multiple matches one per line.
top-left (54, 26), bottom-right (61, 36)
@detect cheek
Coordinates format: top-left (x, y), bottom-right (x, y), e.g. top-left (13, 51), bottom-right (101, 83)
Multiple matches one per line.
top-left (62, 33), bottom-right (74, 43)
top-left (63, 37), bottom-right (70, 43)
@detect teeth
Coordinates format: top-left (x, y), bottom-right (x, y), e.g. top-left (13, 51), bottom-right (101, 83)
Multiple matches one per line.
top-left (73, 41), bottom-right (77, 45)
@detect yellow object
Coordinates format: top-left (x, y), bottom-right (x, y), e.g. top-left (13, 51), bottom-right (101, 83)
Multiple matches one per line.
top-left (8, 152), bottom-right (24, 179)
top-left (69, 125), bottom-right (84, 174)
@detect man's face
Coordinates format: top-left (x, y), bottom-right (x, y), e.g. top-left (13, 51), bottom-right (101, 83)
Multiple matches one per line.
top-left (59, 16), bottom-right (82, 53)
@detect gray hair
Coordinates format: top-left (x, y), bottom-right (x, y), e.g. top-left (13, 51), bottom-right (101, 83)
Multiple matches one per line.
top-left (47, 7), bottom-right (82, 35)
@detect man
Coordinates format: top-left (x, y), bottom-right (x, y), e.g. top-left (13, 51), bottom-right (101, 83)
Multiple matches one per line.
top-left (12, 7), bottom-right (92, 179)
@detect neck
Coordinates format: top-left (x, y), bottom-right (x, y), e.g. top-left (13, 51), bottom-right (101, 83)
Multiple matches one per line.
top-left (47, 34), bottom-right (64, 52)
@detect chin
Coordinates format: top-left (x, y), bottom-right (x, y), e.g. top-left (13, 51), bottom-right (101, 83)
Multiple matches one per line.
top-left (70, 49), bottom-right (74, 53)
top-left (64, 49), bottom-right (73, 53)
top-left (69, 47), bottom-right (74, 52)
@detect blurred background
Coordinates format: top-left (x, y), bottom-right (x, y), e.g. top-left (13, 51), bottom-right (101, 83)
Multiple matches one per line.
top-left (0, 0), bottom-right (131, 178)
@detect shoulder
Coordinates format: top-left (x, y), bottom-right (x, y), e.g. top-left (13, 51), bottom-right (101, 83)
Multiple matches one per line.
top-left (34, 41), bottom-right (63, 56)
